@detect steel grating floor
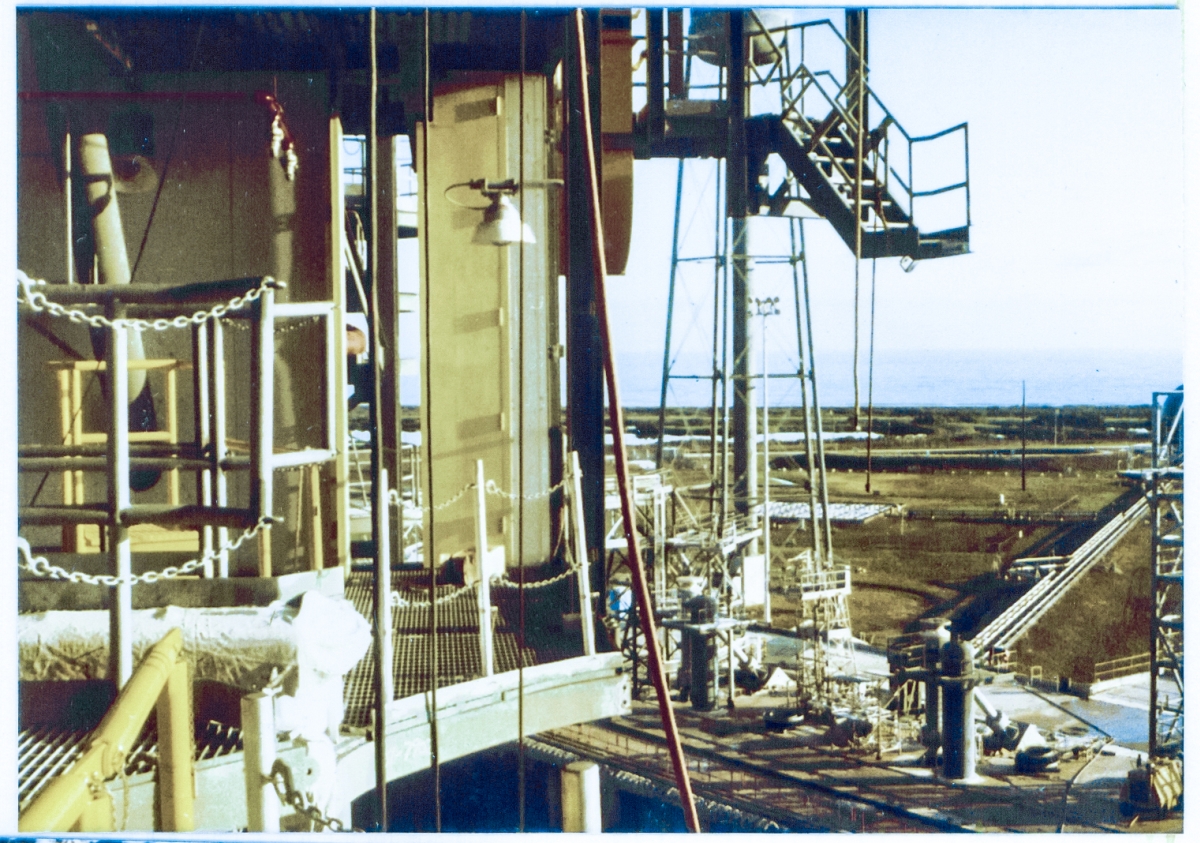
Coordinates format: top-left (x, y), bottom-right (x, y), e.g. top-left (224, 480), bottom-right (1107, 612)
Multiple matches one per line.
top-left (19, 567), bottom-right (574, 808)
top-left (18, 720), bottom-right (243, 812)
top-left (341, 570), bottom-right (539, 728)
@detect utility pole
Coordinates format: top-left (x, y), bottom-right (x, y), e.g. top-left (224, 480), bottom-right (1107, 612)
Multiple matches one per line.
top-left (1021, 381), bottom-right (1027, 492)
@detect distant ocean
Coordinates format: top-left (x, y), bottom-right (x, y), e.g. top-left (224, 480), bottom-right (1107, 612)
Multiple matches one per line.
top-left (618, 348), bottom-right (1183, 408)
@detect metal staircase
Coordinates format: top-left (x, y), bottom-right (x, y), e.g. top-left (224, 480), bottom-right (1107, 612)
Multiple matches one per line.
top-left (746, 15), bottom-right (971, 261)
top-left (637, 15), bottom-right (971, 262)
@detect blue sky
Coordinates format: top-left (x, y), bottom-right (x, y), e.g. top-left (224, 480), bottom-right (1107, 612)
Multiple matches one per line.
top-left (611, 6), bottom-right (1185, 370)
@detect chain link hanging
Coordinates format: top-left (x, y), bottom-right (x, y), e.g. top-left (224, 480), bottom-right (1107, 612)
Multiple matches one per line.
top-left (17, 270), bottom-right (274, 332)
top-left (268, 760), bottom-right (345, 833)
top-left (17, 517), bottom-right (272, 587)
top-left (386, 478), bottom-right (566, 515)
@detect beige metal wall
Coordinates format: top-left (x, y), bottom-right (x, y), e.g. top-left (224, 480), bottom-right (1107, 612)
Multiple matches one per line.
top-left (16, 70), bottom-right (343, 572)
top-left (417, 73), bottom-right (553, 569)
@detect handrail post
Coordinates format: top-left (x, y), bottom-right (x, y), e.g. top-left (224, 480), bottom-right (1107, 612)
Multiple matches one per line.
top-left (241, 691), bottom-right (280, 833)
top-left (475, 460), bottom-right (495, 676)
top-left (19, 629), bottom-right (186, 833)
top-left (156, 659), bottom-right (195, 831)
top-left (570, 451), bottom-right (596, 656)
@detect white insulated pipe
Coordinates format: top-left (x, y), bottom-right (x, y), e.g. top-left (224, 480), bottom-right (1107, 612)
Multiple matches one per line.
top-left (77, 133), bottom-right (147, 398)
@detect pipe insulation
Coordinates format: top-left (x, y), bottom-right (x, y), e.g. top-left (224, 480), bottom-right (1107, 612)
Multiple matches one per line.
top-left (18, 590), bottom-right (371, 694)
top-left (77, 133), bottom-right (148, 399)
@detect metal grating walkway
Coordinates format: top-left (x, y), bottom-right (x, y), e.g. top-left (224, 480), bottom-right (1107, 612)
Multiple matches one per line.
top-left (341, 570), bottom-right (539, 728)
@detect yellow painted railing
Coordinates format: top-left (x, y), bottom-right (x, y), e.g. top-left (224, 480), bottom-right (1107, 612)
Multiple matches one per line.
top-left (19, 628), bottom-right (194, 832)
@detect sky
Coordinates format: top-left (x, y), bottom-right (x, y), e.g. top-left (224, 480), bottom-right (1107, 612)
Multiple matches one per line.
top-left (606, 7), bottom-right (1185, 405)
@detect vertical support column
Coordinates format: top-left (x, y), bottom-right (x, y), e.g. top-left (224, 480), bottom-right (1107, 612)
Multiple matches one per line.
top-left (209, 318), bottom-right (230, 577)
top-left (761, 307), bottom-right (771, 625)
top-left (249, 285), bottom-right (276, 575)
top-left (375, 467), bottom-right (395, 707)
top-left (569, 451), bottom-right (596, 656)
top-left (566, 9), bottom-right (607, 596)
top-left (241, 692), bottom-right (280, 833)
top-left (646, 9), bottom-right (665, 140)
top-left (193, 324), bottom-right (214, 577)
top-left (561, 760), bottom-right (602, 833)
top-left (731, 219), bottom-right (756, 524)
top-left (667, 11), bottom-right (685, 99)
top-left (156, 660), bottom-right (195, 831)
top-left (726, 11), bottom-right (756, 530)
top-left (328, 116), bottom-right (352, 573)
top-left (107, 305), bottom-right (133, 687)
top-left (308, 465), bottom-right (324, 571)
top-left (1148, 398), bottom-right (1160, 760)
top-left (376, 133), bottom-right (404, 557)
top-left (475, 460), bottom-right (495, 675)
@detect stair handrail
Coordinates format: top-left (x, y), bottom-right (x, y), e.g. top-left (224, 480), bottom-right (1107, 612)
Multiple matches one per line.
top-left (728, 11), bottom-right (970, 243)
top-left (19, 628), bottom-right (194, 832)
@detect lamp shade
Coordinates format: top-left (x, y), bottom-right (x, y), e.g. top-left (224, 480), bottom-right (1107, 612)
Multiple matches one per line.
top-left (472, 193), bottom-right (536, 246)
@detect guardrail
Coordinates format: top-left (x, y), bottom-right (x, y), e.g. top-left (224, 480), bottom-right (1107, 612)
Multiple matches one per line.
top-left (971, 495), bottom-right (1148, 656)
top-left (1091, 652), bottom-right (1151, 684)
top-left (19, 629), bottom-right (193, 832)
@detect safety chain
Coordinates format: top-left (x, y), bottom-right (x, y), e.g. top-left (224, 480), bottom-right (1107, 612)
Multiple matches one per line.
top-left (391, 583), bottom-right (477, 608)
top-left (389, 560), bottom-right (582, 607)
top-left (269, 760), bottom-right (344, 833)
top-left (225, 314), bottom-right (321, 335)
top-left (386, 479), bottom-right (566, 515)
top-left (492, 561), bottom-right (579, 591)
top-left (387, 482), bottom-right (472, 514)
top-left (484, 478), bottom-right (566, 503)
top-left (16, 270), bottom-right (273, 332)
top-left (16, 517), bottom-right (272, 586)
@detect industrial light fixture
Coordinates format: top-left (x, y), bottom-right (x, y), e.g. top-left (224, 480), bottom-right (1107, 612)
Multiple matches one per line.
top-left (445, 178), bottom-right (562, 247)
top-left (473, 191), bottom-right (536, 246)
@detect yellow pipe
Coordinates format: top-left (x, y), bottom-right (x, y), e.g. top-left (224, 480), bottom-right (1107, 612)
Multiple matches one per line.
top-left (19, 628), bottom-right (187, 832)
top-left (156, 659), bottom-right (195, 831)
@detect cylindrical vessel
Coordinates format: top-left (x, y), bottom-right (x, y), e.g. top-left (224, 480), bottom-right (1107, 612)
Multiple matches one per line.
top-left (921, 618), bottom-right (951, 744)
top-left (940, 637), bottom-right (977, 780)
top-left (689, 9), bottom-right (789, 67)
top-left (686, 594), bottom-right (718, 711)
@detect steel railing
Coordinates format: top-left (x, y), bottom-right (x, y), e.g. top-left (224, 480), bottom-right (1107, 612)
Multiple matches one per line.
top-left (19, 629), bottom-right (194, 832)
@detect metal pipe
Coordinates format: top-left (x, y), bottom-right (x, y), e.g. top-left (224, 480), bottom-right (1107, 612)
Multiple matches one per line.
top-left (193, 324), bottom-right (214, 576)
top-left (655, 158), bottom-right (685, 470)
top-left (1148, 398), bottom-right (1160, 759)
top-left (647, 9), bottom-right (665, 139)
top-left (367, 10), bottom-right (391, 830)
top-left (64, 130), bottom-right (74, 284)
top-left (667, 11), bottom-right (685, 98)
top-left (475, 460), bottom-right (495, 675)
top-left (789, 220), bottom-right (822, 562)
top-left (18, 628), bottom-right (188, 832)
top-left (210, 318), bottom-right (230, 577)
top-left (799, 221), bottom-right (834, 562)
top-left (155, 659), bottom-right (195, 831)
top-left (570, 451), bottom-right (596, 656)
top-left (78, 133), bottom-right (147, 399)
top-left (760, 301), bottom-right (773, 625)
top-left (418, 9), bottom-right (442, 831)
top-left (573, 11), bottom-right (700, 833)
top-left (241, 691), bottom-right (281, 832)
top-left (107, 304), bottom-right (133, 687)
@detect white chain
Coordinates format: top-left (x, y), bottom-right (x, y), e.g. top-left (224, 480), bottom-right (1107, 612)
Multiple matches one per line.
top-left (386, 479), bottom-right (567, 515)
top-left (391, 582), bottom-right (477, 608)
top-left (17, 518), bottom-right (272, 586)
top-left (485, 478), bottom-right (566, 502)
top-left (17, 270), bottom-right (273, 332)
top-left (492, 562), bottom-right (579, 591)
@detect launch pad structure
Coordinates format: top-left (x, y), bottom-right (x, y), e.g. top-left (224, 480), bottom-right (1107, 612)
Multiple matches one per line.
top-left (11, 6), bottom-right (1181, 834)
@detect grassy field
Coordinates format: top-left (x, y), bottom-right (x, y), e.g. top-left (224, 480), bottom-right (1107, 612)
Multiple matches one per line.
top-left (640, 405), bottom-right (1157, 679)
